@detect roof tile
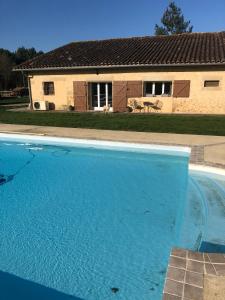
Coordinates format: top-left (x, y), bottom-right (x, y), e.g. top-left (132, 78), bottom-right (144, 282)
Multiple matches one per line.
top-left (14, 32), bottom-right (225, 70)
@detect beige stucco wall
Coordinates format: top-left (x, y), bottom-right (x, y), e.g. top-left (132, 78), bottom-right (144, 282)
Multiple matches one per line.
top-left (29, 68), bottom-right (225, 114)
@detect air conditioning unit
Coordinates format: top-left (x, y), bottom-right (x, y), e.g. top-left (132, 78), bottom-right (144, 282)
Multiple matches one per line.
top-left (33, 101), bottom-right (49, 111)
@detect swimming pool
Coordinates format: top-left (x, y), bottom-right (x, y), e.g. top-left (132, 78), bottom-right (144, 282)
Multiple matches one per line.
top-left (0, 134), bottom-right (224, 300)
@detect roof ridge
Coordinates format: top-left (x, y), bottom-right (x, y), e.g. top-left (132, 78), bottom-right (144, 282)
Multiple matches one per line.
top-left (13, 31), bottom-right (225, 71)
top-left (70, 31), bottom-right (225, 44)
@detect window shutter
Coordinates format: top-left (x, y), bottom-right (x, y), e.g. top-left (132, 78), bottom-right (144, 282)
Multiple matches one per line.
top-left (173, 80), bottom-right (190, 98)
top-left (113, 81), bottom-right (143, 112)
top-left (73, 81), bottom-right (87, 111)
top-left (113, 81), bottom-right (127, 112)
top-left (127, 81), bottom-right (143, 98)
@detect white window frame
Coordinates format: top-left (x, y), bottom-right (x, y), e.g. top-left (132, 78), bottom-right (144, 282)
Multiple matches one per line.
top-left (144, 81), bottom-right (172, 97)
top-left (92, 82), bottom-right (113, 111)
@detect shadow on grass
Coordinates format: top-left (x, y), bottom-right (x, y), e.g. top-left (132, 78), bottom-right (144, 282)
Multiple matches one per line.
top-left (0, 270), bottom-right (84, 300)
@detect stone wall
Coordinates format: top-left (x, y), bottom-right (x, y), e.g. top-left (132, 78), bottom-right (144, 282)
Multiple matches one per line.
top-left (29, 67), bottom-right (225, 114)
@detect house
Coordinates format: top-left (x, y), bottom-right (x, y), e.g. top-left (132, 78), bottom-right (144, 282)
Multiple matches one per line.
top-left (14, 31), bottom-right (225, 114)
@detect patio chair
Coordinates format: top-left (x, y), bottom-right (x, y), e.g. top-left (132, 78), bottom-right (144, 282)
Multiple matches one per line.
top-left (129, 99), bottom-right (145, 112)
top-left (150, 100), bottom-right (163, 112)
top-left (103, 104), bottom-right (111, 113)
top-left (143, 101), bottom-right (154, 113)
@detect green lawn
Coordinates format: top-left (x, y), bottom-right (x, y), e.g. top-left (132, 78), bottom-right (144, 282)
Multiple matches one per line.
top-left (0, 97), bottom-right (29, 105)
top-left (0, 109), bottom-right (225, 136)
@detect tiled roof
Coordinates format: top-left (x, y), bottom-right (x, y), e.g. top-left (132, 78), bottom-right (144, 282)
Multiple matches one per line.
top-left (14, 32), bottom-right (225, 70)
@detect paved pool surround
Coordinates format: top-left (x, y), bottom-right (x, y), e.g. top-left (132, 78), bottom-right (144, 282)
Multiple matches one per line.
top-left (163, 248), bottom-right (225, 300)
top-left (0, 124), bottom-right (225, 300)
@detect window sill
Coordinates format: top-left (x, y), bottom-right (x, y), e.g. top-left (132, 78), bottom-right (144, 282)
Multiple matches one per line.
top-left (144, 95), bottom-right (171, 97)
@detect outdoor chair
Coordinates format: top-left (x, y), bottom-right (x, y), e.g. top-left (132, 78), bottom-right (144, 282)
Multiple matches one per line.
top-left (129, 99), bottom-right (145, 112)
top-left (143, 101), bottom-right (154, 112)
top-left (103, 104), bottom-right (111, 113)
top-left (150, 100), bottom-right (163, 112)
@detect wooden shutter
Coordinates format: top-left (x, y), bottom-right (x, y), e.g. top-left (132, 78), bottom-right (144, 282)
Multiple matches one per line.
top-left (127, 81), bottom-right (143, 98)
top-left (113, 81), bottom-right (143, 112)
top-left (173, 80), bottom-right (190, 98)
top-left (73, 81), bottom-right (87, 111)
top-left (113, 81), bottom-right (128, 112)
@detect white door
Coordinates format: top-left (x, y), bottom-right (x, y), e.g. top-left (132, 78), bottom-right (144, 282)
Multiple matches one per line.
top-left (91, 83), bottom-right (112, 111)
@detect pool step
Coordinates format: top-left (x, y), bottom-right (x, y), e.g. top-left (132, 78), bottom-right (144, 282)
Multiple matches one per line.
top-left (179, 177), bottom-right (205, 250)
top-left (190, 174), bottom-right (225, 246)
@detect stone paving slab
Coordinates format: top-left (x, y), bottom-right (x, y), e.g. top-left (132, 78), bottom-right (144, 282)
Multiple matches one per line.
top-left (204, 144), bottom-right (225, 166)
top-left (0, 123), bottom-right (225, 145)
top-left (204, 275), bottom-right (225, 300)
top-left (163, 248), bottom-right (225, 300)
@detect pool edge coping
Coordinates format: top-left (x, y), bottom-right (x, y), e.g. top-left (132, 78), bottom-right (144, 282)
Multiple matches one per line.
top-left (189, 164), bottom-right (225, 177)
top-left (0, 132), bottom-right (191, 157)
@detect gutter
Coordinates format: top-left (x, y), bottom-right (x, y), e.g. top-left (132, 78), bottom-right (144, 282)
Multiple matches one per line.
top-left (13, 62), bottom-right (225, 72)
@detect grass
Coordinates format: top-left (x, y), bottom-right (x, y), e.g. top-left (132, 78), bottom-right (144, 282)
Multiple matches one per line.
top-left (0, 109), bottom-right (225, 136)
top-left (0, 97), bottom-right (29, 105)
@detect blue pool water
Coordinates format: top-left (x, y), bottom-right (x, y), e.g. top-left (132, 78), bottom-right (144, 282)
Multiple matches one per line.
top-left (0, 140), bottom-right (190, 300)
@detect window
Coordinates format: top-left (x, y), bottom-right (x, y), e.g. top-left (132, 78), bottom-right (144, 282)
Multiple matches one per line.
top-left (43, 82), bottom-right (55, 95)
top-left (204, 80), bottom-right (219, 87)
top-left (144, 81), bottom-right (172, 96)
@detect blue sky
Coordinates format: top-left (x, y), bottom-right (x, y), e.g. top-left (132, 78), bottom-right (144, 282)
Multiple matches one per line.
top-left (1, 0), bottom-right (225, 52)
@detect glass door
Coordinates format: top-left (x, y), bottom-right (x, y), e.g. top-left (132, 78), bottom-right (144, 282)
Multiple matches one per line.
top-left (91, 83), bottom-right (112, 111)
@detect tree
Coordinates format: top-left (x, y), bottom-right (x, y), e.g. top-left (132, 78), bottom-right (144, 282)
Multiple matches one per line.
top-left (14, 47), bottom-right (43, 65)
top-left (155, 2), bottom-right (193, 35)
top-left (0, 52), bottom-right (14, 90)
top-left (0, 47), bottom-right (44, 90)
